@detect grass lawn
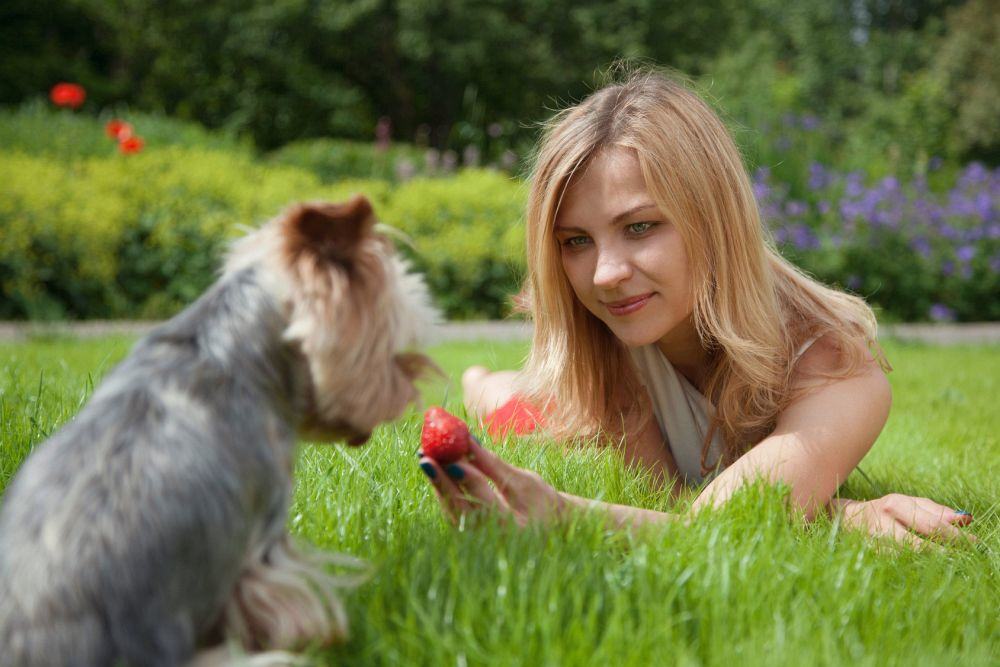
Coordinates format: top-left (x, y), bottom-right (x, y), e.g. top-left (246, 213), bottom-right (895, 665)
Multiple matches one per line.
top-left (1, 336), bottom-right (997, 665)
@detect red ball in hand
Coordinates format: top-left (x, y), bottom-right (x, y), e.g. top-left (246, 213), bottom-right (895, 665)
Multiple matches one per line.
top-left (420, 407), bottom-right (471, 464)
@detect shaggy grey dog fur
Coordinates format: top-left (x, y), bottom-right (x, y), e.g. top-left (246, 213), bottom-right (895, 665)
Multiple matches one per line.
top-left (0, 197), bottom-right (437, 666)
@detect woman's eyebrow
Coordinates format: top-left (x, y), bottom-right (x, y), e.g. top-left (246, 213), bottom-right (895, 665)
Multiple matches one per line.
top-left (555, 203), bottom-right (659, 233)
top-left (611, 203), bottom-right (658, 224)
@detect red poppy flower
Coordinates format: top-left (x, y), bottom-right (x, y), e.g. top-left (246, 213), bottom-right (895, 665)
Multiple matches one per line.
top-left (118, 136), bottom-right (145, 154)
top-left (105, 119), bottom-right (133, 141)
top-left (49, 82), bottom-right (86, 109)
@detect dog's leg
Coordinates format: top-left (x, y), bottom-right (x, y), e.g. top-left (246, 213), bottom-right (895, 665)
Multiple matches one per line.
top-left (220, 536), bottom-right (368, 652)
top-left (187, 642), bottom-right (308, 667)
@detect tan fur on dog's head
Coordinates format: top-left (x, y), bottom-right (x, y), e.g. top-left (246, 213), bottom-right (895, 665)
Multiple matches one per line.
top-left (226, 195), bottom-right (439, 444)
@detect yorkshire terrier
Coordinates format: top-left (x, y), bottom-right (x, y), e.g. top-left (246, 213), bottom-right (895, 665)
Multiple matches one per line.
top-left (0, 196), bottom-right (438, 666)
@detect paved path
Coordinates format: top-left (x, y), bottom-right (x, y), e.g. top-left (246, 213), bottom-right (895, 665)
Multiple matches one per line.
top-left (1, 320), bottom-right (998, 345)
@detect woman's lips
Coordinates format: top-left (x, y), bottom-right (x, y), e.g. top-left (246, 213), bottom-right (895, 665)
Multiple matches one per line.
top-left (604, 293), bottom-right (654, 316)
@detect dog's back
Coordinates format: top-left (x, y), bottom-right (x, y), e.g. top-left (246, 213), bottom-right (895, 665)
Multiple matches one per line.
top-left (0, 272), bottom-right (295, 667)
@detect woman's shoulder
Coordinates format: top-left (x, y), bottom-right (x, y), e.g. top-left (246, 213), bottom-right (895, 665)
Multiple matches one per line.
top-left (789, 331), bottom-right (888, 390)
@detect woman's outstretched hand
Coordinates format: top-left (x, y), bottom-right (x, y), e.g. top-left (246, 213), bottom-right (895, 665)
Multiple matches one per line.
top-left (829, 494), bottom-right (975, 550)
top-left (418, 437), bottom-right (566, 527)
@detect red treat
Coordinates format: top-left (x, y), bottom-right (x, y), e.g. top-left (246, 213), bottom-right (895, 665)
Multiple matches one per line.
top-left (420, 407), bottom-right (471, 464)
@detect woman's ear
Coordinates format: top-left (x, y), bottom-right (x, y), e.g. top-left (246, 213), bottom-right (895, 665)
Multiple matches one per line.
top-left (282, 195), bottom-right (375, 265)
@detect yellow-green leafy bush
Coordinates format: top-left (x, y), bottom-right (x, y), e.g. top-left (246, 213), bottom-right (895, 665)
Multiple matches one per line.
top-left (0, 149), bottom-right (525, 320)
top-left (382, 170), bottom-right (526, 318)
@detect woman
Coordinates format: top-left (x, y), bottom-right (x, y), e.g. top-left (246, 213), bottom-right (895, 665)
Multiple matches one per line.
top-left (418, 71), bottom-right (973, 548)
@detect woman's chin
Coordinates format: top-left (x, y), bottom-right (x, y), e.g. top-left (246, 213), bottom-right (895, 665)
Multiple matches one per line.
top-left (604, 323), bottom-right (661, 349)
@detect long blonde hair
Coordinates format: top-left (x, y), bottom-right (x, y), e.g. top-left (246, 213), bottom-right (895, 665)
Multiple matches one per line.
top-left (519, 69), bottom-right (890, 471)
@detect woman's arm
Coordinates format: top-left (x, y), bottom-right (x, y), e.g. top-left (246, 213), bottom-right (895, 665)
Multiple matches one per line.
top-left (420, 337), bottom-right (973, 543)
top-left (692, 335), bottom-right (890, 520)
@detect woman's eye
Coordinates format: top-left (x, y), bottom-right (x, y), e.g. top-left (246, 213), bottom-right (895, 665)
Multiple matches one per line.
top-left (627, 222), bottom-right (656, 235)
top-left (562, 236), bottom-right (590, 247)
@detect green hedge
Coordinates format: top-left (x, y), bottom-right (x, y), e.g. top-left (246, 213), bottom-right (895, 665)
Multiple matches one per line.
top-left (0, 147), bottom-right (524, 320)
top-left (267, 138), bottom-right (431, 184)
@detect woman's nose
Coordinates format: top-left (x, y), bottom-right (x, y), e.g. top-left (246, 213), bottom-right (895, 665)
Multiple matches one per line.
top-left (592, 248), bottom-right (633, 289)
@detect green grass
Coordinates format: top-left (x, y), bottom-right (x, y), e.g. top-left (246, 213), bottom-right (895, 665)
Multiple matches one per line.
top-left (1, 337), bottom-right (997, 665)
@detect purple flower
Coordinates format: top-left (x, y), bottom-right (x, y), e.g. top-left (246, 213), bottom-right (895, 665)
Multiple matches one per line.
top-left (929, 303), bottom-right (955, 322)
top-left (962, 162), bottom-right (988, 185)
top-left (846, 275), bottom-right (862, 290)
top-left (487, 123), bottom-right (504, 138)
top-left (956, 245), bottom-right (976, 262)
top-left (790, 225), bottom-right (818, 250)
top-left (785, 200), bottom-right (808, 218)
top-left (911, 237), bottom-right (932, 258)
top-left (974, 192), bottom-right (993, 222)
top-left (800, 114), bottom-right (821, 131)
top-left (808, 162), bottom-right (828, 190)
top-left (845, 172), bottom-right (865, 198)
top-left (753, 182), bottom-right (770, 201)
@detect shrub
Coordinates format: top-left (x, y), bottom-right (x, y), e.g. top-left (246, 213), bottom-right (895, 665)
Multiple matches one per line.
top-left (0, 102), bottom-right (250, 161)
top-left (267, 138), bottom-right (431, 183)
top-left (0, 147), bottom-right (521, 320)
top-left (1, 134), bottom-right (996, 322)
top-left (382, 170), bottom-right (525, 318)
top-left (0, 147), bottom-right (392, 319)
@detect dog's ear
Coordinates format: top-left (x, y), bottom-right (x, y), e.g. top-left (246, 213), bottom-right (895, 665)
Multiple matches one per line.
top-left (283, 195), bottom-right (375, 264)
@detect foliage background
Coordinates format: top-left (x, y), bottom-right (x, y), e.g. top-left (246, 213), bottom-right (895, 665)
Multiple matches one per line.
top-left (1, 0), bottom-right (997, 321)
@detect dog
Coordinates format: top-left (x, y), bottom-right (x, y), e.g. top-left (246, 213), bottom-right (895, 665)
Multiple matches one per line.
top-left (0, 196), bottom-right (438, 666)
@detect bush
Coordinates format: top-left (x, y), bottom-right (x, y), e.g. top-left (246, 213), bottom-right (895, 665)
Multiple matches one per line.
top-left (382, 170), bottom-right (525, 318)
top-left (267, 138), bottom-right (431, 183)
top-left (0, 147), bottom-right (393, 319)
top-left (0, 102), bottom-right (250, 161)
top-left (1, 110), bottom-right (996, 322)
top-left (0, 148), bottom-right (523, 320)
top-left (755, 163), bottom-right (1000, 322)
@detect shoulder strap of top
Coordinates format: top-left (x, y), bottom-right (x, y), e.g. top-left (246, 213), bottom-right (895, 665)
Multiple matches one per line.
top-left (793, 334), bottom-right (823, 363)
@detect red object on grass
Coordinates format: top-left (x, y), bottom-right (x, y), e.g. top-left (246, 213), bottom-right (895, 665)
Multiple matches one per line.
top-left (49, 83), bottom-right (86, 109)
top-left (105, 119), bottom-right (133, 141)
top-left (484, 396), bottom-right (546, 437)
top-left (420, 407), bottom-right (472, 464)
top-left (118, 136), bottom-right (145, 154)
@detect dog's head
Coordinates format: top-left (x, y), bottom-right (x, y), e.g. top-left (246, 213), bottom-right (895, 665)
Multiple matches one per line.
top-left (226, 196), bottom-right (440, 445)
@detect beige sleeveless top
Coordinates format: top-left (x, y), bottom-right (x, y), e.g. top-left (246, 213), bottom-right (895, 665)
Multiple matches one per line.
top-left (628, 336), bottom-right (821, 486)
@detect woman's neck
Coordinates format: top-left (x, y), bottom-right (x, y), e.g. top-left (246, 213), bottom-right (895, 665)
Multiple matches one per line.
top-left (655, 315), bottom-right (711, 391)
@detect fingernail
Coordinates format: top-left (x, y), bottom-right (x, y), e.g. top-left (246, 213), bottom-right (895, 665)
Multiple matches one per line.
top-left (445, 463), bottom-right (465, 480)
top-left (419, 462), bottom-right (436, 479)
top-left (953, 509), bottom-right (972, 516)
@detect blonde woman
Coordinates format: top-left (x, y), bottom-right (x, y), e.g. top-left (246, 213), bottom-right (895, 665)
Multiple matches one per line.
top-left (418, 71), bottom-right (974, 547)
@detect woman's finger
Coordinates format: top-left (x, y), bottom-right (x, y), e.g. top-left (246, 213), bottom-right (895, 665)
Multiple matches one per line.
top-left (441, 461), bottom-right (513, 514)
top-left (883, 495), bottom-right (977, 543)
top-left (466, 437), bottom-right (522, 494)
top-left (888, 519), bottom-right (938, 552)
top-left (909, 496), bottom-right (974, 529)
top-left (419, 457), bottom-right (474, 519)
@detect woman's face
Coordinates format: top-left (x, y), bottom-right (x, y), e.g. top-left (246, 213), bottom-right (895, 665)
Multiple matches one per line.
top-left (554, 147), bottom-right (695, 348)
